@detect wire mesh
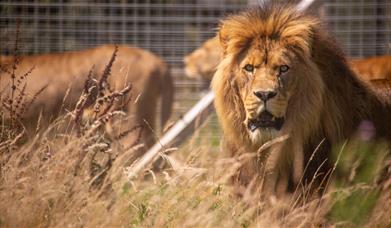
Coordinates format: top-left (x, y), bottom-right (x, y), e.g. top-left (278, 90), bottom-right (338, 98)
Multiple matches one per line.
top-left (1, 0), bottom-right (390, 145)
top-left (323, 0), bottom-right (391, 58)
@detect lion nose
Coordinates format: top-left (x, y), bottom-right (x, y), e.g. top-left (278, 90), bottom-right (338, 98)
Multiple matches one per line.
top-left (253, 90), bottom-right (277, 102)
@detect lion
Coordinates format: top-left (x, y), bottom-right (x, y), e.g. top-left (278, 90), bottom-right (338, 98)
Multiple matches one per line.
top-left (184, 37), bottom-right (221, 81)
top-left (184, 38), bottom-right (391, 84)
top-left (183, 36), bottom-right (222, 81)
top-left (351, 55), bottom-right (391, 81)
top-left (211, 5), bottom-right (391, 198)
top-left (0, 44), bottom-right (174, 149)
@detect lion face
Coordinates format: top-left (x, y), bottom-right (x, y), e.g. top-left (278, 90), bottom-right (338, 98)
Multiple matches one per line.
top-left (233, 41), bottom-right (297, 142)
top-left (212, 6), bottom-right (323, 146)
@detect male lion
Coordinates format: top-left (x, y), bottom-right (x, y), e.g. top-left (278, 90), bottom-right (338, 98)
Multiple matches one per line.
top-left (211, 5), bottom-right (391, 197)
top-left (0, 45), bottom-right (173, 149)
top-left (184, 38), bottom-right (391, 84)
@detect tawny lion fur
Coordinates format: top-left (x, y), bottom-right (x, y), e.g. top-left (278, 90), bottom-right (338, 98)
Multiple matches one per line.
top-left (184, 36), bottom-right (221, 81)
top-left (0, 45), bottom-right (174, 148)
top-left (351, 55), bottom-right (391, 81)
top-left (184, 36), bottom-right (222, 80)
top-left (211, 5), bottom-right (391, 196)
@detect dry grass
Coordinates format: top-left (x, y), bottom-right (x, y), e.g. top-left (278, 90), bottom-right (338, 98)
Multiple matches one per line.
top-left (0, 112), bottom-right (390, 227)
top-left (0, 122), bottom-right (324, 227)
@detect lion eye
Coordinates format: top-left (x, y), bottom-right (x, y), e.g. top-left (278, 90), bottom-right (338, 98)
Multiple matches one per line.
top-left (244, 64), bottom-right (254, 73)
top-left (279, 65), bottom-right (290, 74)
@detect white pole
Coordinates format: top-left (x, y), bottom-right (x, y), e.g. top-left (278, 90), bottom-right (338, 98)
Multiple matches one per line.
top-left (296, 0), bottom-right (316, 12)
top-left (126, 90), bottom-right (215, 179)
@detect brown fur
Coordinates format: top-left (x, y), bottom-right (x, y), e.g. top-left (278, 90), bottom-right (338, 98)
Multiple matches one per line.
top-left (211, 5), bottom-right (391, 197)
top-left (184, 37), bottom-right (220, 81)
top-left (183, 37), bottom-right (222, 80)
top-left (0, 44), bottom-right (174, 148)
top-left (351, 55), bottom-right (391, 81)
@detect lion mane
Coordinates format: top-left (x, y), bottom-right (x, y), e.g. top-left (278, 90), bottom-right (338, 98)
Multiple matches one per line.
top-left (211, 5), bottom-right (391, 196)
top-left (0, 45), bottom-right (174, 148)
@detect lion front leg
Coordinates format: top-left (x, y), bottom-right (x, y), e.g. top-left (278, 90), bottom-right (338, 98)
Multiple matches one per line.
top-left (232, 156), bottom-right (263, 201)
top-left (259, 139), bottom-right (304, 200)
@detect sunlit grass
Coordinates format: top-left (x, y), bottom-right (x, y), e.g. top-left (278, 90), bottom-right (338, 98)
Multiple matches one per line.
top-left (1, 111), bottom-right (390, 227)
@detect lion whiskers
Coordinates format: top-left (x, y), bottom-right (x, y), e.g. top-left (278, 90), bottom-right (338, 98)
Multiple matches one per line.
top-left (245, 103), bottom-right (264, 119)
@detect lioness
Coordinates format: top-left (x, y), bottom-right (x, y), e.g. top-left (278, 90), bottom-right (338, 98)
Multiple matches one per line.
top-left (183, 36), bottom-right (222, 81)
top-left (351, 55), bottom-right (391, 81)
top-left (0, 45), bottom-right (174, 148)
top-left (211, 5), bottom-right (391, 197)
